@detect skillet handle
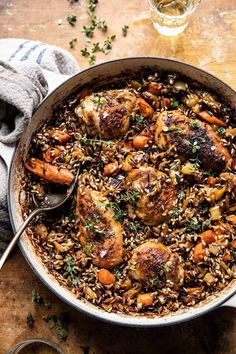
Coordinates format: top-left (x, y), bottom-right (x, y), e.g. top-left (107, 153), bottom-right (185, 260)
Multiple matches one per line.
top-left (221, 295), bottom-right (236, 308)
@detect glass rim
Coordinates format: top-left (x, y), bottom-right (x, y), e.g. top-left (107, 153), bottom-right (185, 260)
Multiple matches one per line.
top-left (147, 0), bottom-right (201, 19)
top-left (6, 339), bottom-right (64, 354)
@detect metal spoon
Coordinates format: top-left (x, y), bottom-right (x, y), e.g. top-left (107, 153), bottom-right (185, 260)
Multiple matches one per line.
top-left (0, 168), bottom-right (80, 270)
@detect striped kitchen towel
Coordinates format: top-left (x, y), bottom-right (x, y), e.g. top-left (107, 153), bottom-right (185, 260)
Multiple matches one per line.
top-left (0, 38), bottom-right (79, 256)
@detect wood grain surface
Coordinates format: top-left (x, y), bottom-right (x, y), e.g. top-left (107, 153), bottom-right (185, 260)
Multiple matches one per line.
top-left (0, 0), bottom-right (236, 353)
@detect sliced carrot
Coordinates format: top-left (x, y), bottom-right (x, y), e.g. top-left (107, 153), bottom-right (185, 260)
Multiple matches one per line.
top-left (147, 82), bottom-right (162, 95)
top-left (137, 293), bottom-right (154, 307)
top-left (98, 269), bottom-right (115, 285)
top-left (226, 215), bottom-right (236, 225)
top-left (162, 97), bottom-right (171, 108)
top-left (49, 129), bottom-right (71, 144)
top-left (200, 230), bottom-right (216, 245)
top-left (223, 253), bottom-right (231, 262)
top-left (136, 98), bottom-right (154, 118)
top-left (44, 147), bottom-right (60, 163)
top-left (133, 135), bottom-right (150, 149)
top-left (25, 158), bottom-right (74, 185)
top-left (198, 111), bottom-right (227, 127)
top-left (193, 242), bottom-right (206, 262)
top-left (103, 161), bottom-right (120, 176)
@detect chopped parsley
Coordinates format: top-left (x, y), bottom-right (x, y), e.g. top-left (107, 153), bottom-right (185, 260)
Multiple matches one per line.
top-left (82, 25), bottom-right (95, 38)
top-left (26, 313), bottom-right (35, 327)
top-left (91, 94), bottom-right (104, 106)
top-left (80, 137), bottom-right (115, 147)
top-left (189, 121), bottom-right (200, 130)
top-left (185, 217), bottom-right (201, 231)
top-left (89, 55), bottom-right (96, 65)
top-left (69, 37), bottom-right (77, 49)
top-left (63, 256), bottom-right (78, 285)
top-left (81, 47), bottom-right (90, 57)
top-left (88, 0), bottom-right (98, 12)
top-left (83, 242), bottom-right (93, 255)
top-left (169, 208), bottom-right (181, 217)
top-left (217, 126), bottom-right (225, 135)
top-left (164, 261), bottom-right (172, 273)
top-left (184, 139), bottom-right (201, 154)
top-left (172, 98), bottom-right (180, 107)
top-left (67, 13), bottom-right (77, 26)
top-left (122, 25), bottom-right (129, 37)
top-left (113, 268), bottom-right (122, 279)
top-left (111, 202), bottom-right (124, 221)
top-left (57, 329), bottom-right (68, 341)
top-left (136, 114), bottom-right (144, 125)
top-left (104, 35), bottom-right (116, 52)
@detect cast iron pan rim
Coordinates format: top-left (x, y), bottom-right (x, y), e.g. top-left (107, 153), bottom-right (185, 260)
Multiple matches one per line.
top-left (7, 57), bottom-right (236, 327)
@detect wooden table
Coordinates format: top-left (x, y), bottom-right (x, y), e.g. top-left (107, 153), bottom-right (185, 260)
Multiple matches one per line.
top-left (0, 0), bottom-right (236, 353)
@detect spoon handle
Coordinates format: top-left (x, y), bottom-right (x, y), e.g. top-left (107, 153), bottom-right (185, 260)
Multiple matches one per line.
top-left (0, 208), bottom-right (42, 270)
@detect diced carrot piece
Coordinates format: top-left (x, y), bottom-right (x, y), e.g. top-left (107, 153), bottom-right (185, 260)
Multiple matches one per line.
top-left (25, 158), bottom-right (74, 185)
top-left (162, 97), bottom-right (171, 108)
top-left (223, 253), bottom-right (231, 262)
top-left (133, 135), bottom-right (150, 149)
top-left (226, 215), bottom-right (236, 225)
top-left (137, 293), bottom-right (154, 307)
top-left (147, 82), bottom-right (162, 95)
top-left (49, 129), bottom-right (71, 144)
top-left (44, 147), bottom-right (60, 163)
top-left (230, 240), bottom-right (236, 249)
top-left (193, 242), bottom-right (206, 262)
top-left (98, 269), bottom-right (115, 285)
top-left (136, 98), bottom-right (154, 118)
top-left (198, 111), bottom-right (227, 127)
top-left (200, 230), bottom-right (216, 245)
top-left (103, 161), bottom-right (120, 176)
top-left (207, 177), bottom-right (221, 185)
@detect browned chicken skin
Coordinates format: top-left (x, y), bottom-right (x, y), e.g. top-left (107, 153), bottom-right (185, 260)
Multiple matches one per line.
top-left (129, 240), bottom-right (184, 288)
top-left (75, 89), bottom-right (136, 139)
top-left (155, 110), bottom-right (231, 172)
top-left (125, 167), bottom-right (177, 225)
top-left (76, 187), bottom-right (123, 268)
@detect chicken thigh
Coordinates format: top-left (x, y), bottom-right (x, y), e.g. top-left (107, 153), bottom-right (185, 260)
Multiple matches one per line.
top-left (125, 167), bottom-right (177, 225)
top-left (76, 187), bottom-right (123, 268)
top-left (129, 240), bottom-right (184, 288)
top-left (75, 89), bottom-right (136, 139)
top-left (155, 110), bottom-right (231, 172)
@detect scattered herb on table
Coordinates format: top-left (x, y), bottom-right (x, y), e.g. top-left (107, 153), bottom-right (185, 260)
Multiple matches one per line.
top-left (26, 313), bottom-right (35, 327)
top-left (43, 313), bottom-right (69, 341)
top-left (82, 25), bottom-right (95, 38)
top-left (69, 37), bottom-right (77, 49)
top-left (91, 42), bottom-right (103, 53)
top-left (32, 288), bottom-right (43, 304)
top-left (81, 47), bottom-right (90, 57)
top-left (172, 98), bottom-right (180, 107)
top-left (89, 55), bottom-right (96, 65)
top-left (122, 25), bottom-right (129, 37)
top-left (104, 35), bottom-right (116, 52)
top-left (67, 13), bottom-right (77, 26)
top-left (88, 0), bottom-right (98, 12)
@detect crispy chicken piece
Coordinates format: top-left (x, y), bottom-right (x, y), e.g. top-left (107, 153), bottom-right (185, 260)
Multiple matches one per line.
top-left (155, 110), bottom-right (231, 172)
top-left (129, 240), bottom-right (184, 288)
top-left (75, 89), bottom-right (136, 139)
top-left (125, 167), bottom-right (177, 225)
top-left (76, 187), bottom-right (123, 269)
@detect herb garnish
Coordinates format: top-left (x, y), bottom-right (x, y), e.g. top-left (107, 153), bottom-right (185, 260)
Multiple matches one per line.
top-left (122, 25), bottom-right (129, 37)
top-left (89, 55), bottom-right (96, 65)
top-left (91, 94), bottom-right (104, 106)
top-left (217, 127), bottom-right (225, 135)
top-left (69, 37), bottom-right (77, 49)
top-left (169, 208), bottom-right (181, 217)
top-left (88, 0), bottom-right (98, 12)
top-left (43, 312), bottom-right (69, 341)
top-left (82, 25), bottom-right (95, 38)
top-left (104, 35), bottom-right (116, 52)
top-left (81, 47), bottom-right (90, 57)
top-left (121, 191), bottom-right (139, 207)
top-left (26, 313), bottom-right (35, 327)
top-left (80, 137), bottom-right (115, 147)
top-left (185, 217), bottom-right (201, 231)
top-left (164, 261), bottom-right (172, 273)
top-left (83, 242), bottom-right (93, 255)
top-left (136, 114), bottom-right (144, 125)
top-left (189, 121), bottom-right (200, 130)
top-left (63, 256), bottom-right (78, 285)
top-left (184, 139), bottom-right (201, 154)
top-left (172, 98), bottom-right (180, 107)
top-left (92, 42), bottom-right (103, 53)
top-left (67, 13), bottom-right (77, 26)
